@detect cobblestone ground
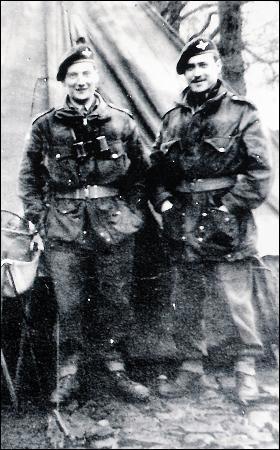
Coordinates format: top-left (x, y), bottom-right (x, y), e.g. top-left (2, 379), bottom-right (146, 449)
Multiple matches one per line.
top-left (1, 365), bottom-right (278, 449)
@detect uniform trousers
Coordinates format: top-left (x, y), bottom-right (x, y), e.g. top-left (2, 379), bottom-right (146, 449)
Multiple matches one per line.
top-left (168, 244), bottom-right (263, 361)
top-left (44, 238), bottom-right (135, 367)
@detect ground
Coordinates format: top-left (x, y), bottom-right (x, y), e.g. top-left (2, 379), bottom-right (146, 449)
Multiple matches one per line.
top-left (1, 362), bottom-right (279, 449)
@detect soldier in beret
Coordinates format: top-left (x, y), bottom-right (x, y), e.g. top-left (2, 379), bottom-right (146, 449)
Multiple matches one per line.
top-left (148, 36), bottom-right (272, 404)
top-left (18, 40), bottom-right (150, 404)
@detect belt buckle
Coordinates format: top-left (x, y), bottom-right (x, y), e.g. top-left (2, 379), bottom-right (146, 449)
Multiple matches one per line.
top-left (84, 186), bottom-right (90, 198)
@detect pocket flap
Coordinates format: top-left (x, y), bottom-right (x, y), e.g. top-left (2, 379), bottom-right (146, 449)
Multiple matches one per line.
top-left (204, 137), bottom-right (233, 153)
top-left (108, 140), bottom-right (125, 159)
top-left (160, 139), bottom-right (181, 154)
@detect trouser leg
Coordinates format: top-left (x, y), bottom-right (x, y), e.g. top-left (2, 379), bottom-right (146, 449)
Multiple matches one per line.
top-left (172, 262), bottom-right (207, 361)
top-left (45, 246), bottom-right (89, 363)
top-left (216, 259), bottom-right (263, 357)
top-left (215, 259), bottom-right (263, 404)
top-left (84, 238), bottom-right (150, 401)
top-left (86, 238), bottom-right (135, 360)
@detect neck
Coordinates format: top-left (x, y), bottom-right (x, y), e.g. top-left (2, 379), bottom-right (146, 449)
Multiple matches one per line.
top-left (187, 80), bottom-right (221, 107)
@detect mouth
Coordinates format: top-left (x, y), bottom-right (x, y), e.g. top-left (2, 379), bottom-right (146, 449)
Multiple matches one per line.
top-left (192, 79), bottom-right (206, 84)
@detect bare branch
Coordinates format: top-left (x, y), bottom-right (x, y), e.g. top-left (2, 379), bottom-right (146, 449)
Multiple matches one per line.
top-left (210, 26), bottom-right (220, 39)
top-left (180, 3), bottom-right (216, 21)
top-left (189, 11), bottom-right (218, 40)
top-left (244, 46), bottom-right (279, 65)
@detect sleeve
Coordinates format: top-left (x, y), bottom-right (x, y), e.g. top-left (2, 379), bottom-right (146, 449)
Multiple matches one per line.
top-left (147, 121), bottom-right (174, 213)
top-left (17, 121), bottom-right (48, 229)
top-left (221, 106), bottom-right (273, 212)
top-left (120, 117), bottom-right (150, 208)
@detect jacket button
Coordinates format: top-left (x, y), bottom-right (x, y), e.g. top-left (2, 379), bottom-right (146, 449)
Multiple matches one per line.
top-left (83, 231), bottom-right (87, 235)
top-left (202, 212), bottom-right (207, 217)
top-left (55, 153), bottom-right (61, 159)
top-left (225, 217), bottom-right (230, 222)
top-left (198, 237), bottom-right (203, 242)
top-left (100, 232), bottom-right (104, 237)
top-left (199, 225), bottom-right (204, 230)
top-left (111, 153), bottom-right (118, 159)
top-left (227, 254), bottom-right (232, 258)
top-left (218, 147), bottom-right (226, 152)
top-left (62, 210), bottom-right (67, 214)
top-left (182, 212), bottom-right (185, 216)
top-left (181, 236), bottom-right (186, 240)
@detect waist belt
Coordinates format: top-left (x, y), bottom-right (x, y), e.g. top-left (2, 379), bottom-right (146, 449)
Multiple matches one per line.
top-left (176, 176), bottom-right (236, 193)
top-left (55, 185), bottom-right (119, 199)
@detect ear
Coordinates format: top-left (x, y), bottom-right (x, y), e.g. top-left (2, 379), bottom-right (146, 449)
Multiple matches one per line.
top-left (216, 58), bottom-right (222, 74)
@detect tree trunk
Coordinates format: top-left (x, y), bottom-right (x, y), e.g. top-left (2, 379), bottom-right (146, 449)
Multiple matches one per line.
top-left (218, 1), bottom-right (246, 95)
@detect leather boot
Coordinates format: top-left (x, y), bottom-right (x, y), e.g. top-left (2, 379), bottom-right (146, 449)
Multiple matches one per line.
top-left (50, 354), bottom-right (80, 405)
top-left (235, 356), bottom-right (259, 405)
top-left (105, 360), bottom-right (150, 402)
top-left (157, 360), bottom-right (204, 399)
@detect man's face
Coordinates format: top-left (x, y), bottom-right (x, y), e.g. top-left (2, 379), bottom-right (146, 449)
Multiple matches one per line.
top-left (184, 52), bottom-right (221, 93)
top-left (63, 61), bottom-right (99, 103)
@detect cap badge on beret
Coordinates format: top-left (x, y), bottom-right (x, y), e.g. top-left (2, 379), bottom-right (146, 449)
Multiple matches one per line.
top-left (196, 40), bottom-right (209, 51)
top-left (82, 48), bottom-right (92, 58)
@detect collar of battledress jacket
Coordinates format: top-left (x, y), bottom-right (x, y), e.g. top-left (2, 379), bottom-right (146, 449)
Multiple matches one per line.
top-left (176, 79), bottom-right (228, 111)
top-left (54, 91), bottom-right (112, 124)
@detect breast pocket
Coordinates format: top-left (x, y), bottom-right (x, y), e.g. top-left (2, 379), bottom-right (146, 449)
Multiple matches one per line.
top-left (44, 144), bottom-right (79, 186)
top-left (96, 140), bottom-right (130, 181)
top-left (203, 136), bottom-right (239, 154)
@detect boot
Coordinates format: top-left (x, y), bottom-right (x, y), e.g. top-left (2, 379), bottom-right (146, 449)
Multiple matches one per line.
top-left (50, 355), bottom-right (80, 405)
top-left (235, 356), bottom-right (259, 405)
top-left (157, 360), bottom-right (204, 399)
top-left (105, 360), bottom-right (150, 402)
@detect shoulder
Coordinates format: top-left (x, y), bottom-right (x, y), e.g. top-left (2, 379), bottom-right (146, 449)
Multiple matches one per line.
top-left (161, 105), bottom-right (181, 120)
top-left (227, 92), bottom-right (257, 110)
top-left (32, 107), bottom-right (55, 125)
top-left (107, 103), bottom-right (134, 119)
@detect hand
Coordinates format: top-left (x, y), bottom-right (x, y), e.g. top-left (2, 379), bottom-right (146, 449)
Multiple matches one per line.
top-left (218, 205), bottom-right (229, 213)
top-left (161, 200), bottom-right (174, 213)
top-left (31, 233), bottom-right (44, 251)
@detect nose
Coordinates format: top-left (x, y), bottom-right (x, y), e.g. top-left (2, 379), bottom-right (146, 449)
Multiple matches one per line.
top-left (76, 74), bottom-right (86, 86)
top-left (193, 66), bottom-right (203, 77)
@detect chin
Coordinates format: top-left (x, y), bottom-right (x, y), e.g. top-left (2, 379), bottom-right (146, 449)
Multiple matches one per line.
top-left (73, 95), bottom-right (90, 103)
top-left (192, 85), bottom-right (208, 93)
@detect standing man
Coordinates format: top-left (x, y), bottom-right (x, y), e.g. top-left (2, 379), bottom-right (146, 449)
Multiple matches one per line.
top-left (18, 40), bottom-right (150, 404)
top-left (148, 36), bottom-right (272, 404)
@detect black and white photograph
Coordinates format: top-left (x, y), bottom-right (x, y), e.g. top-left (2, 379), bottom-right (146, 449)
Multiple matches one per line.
top-left (1, 1), bottom-right (279, 448)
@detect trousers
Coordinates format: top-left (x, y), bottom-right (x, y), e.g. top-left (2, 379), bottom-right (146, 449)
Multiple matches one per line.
top-left (44, 238), bottom-right (135, 365)
top-left (169, 254), bottom-right (263, 360)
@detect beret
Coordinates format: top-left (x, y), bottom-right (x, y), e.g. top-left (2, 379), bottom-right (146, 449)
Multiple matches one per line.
top-left (176, 37), bottom-right (219, 75)
top-left (57, 42), bottom-right (95, 81)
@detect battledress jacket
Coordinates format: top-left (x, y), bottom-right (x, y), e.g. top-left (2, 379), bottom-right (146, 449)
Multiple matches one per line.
top-left (149, 81), bottom-right (272, 262)
top-left (18, 93), bottom-right (149, 248)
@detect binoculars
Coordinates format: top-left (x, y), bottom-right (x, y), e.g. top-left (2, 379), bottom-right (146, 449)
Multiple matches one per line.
top-left (72, 135), bottom-right (112, 160)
